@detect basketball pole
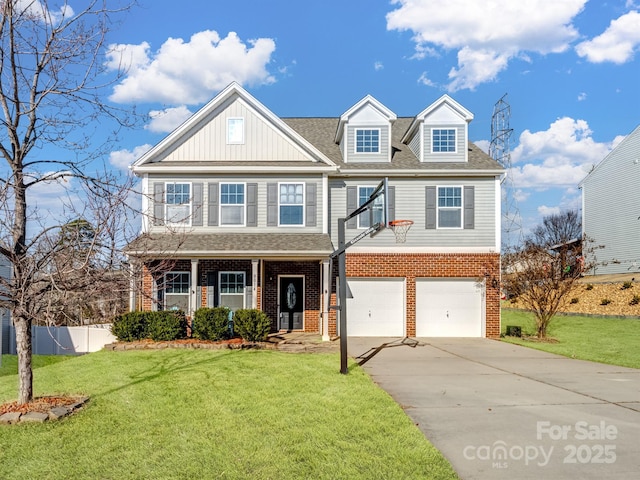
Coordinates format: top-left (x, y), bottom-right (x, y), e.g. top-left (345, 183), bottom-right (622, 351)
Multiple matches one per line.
top-left (337, 218), bottom-right (348, 374)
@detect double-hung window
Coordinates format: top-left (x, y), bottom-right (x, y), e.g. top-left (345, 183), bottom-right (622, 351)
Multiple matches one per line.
top-left (438, 186), bottom-right (462, 228)
top-left (220, 183), bottom-right (245, 226)
top-left (432, 128), bottom-right (456, 153)
top-left (357, 186), bottom-right (384, 228)
top-left (279, 183), bottom-right (304, 226)
top-left (162, 272), bottom-right (190, 312)
top-left (165, 182), bottom-right (191, 225)
top-left (355, 128), bottom-right (380, 153)
top-left (219, 272), bottom-right (245, 311)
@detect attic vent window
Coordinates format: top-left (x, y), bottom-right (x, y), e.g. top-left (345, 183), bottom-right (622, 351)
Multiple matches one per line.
top-left (432, 128), bottom-right (456, 153)
top-left (227, 117), bottom-right (244, 144)
top-left (355, 128), bottom-right (380, 153)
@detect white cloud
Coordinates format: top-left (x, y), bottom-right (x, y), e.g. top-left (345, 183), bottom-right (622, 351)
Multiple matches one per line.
top-left (537, 205), bottom-right (561, 217)
top-left (473, 139), bottom-right (490, 154)
top-left (374, 61), bottom-right (384, 71)
top-left (577, 92), bottom-right (587, 101)
top-left (146, 106), bottom-right (193, 134)
top-left (575, 11), bottom-right (640, 64)
top-left (386, 0), bottom-right (586, 91)
top-left (16, 0), bottom-right (74, 24)
top-left (417, 72), bottom-right (437, 87)
top-left (109, 144), bottom-right (153, 170)
top-left (107, 31), bottom-right (276, 105)
top-left (510, 117), bottom-right (621, 188)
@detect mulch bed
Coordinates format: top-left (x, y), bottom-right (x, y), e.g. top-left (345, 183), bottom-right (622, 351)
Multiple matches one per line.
top-left (1, 395), bottom-right (85, 416)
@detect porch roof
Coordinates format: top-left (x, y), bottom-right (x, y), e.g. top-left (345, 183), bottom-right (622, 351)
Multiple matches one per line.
top-left (125, 233), bottom-right (334, 259)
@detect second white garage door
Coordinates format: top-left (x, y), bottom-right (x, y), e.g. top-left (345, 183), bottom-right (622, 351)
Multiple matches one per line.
top-left (416, 279), bottom-right (484, 337)
top-left (346, 278), bottom-right (405, 336)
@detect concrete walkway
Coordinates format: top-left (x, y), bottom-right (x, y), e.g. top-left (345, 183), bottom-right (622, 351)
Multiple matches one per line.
top-left (348, 337), bottom-right (640, 480)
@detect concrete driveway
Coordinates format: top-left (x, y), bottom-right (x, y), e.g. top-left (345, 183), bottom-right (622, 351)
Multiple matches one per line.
top-left (348, 337), bottom-right (640, 480)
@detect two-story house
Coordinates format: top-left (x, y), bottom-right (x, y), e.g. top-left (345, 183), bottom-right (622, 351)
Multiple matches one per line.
top-left (126, 82), bottom-right (504, 338)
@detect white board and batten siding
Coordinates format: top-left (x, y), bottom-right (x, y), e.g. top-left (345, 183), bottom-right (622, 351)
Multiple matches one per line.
top-left (328, 177), bottom-right (498, 250)
top-left (581, 125), bottom-right (640, 275)
top-left (346, 278), bottom-right (405, 336)
top-left (415, 279), bottom-right (485, 337)
top-left (161, 97), bottom-right (311, 163)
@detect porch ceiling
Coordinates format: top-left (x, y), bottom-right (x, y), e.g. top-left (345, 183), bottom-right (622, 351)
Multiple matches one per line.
top-left (125, 232), bottom-right (334, 259)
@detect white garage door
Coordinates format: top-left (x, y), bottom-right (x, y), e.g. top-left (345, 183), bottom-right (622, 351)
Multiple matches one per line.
top-left (416, 279), bottom-right (484, 337)
top-left (346, 278), bottom-right (405, 336)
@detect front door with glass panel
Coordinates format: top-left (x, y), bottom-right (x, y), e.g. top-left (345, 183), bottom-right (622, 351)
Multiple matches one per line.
top-left (279, 276), bottom-right (303, 331)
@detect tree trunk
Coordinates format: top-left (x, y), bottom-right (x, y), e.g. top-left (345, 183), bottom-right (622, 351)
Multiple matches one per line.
top-left (14, 316), bottom-right (33, 404)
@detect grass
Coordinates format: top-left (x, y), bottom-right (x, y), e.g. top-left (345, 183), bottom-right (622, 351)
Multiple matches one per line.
top-left (0, 349), bottom-right (458, 480)
top-left (1, 354), bottom-right (73, 377)
top-left (501, 310), bottom-right (640, 369)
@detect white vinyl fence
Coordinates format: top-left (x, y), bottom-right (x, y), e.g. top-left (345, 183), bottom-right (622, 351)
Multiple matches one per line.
top-left (9, 324), bottom-right (116, 355)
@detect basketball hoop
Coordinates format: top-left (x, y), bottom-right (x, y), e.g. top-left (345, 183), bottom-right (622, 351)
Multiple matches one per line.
top-left (388, 220), bottom-right (413, 243)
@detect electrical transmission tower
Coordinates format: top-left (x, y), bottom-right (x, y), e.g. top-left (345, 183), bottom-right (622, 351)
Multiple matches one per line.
top-left (490, 94), bottom-right (522, 250)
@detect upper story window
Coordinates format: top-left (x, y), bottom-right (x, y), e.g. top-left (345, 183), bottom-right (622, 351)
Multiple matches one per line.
top-left (165, 182), bottom-right (191, 226)
top-left (358, 186), bottom-right (384, 228)
top-left (279, 183), bottom-right (304, 226)
top-left (355, 128), bottom-right (380, 153)
top-left (219, 271), bottom-right (245, 311)
top-left (220, 183), bottom-right (245, 226)
top-left (432, 128), bottom-right (456, 153)
top-left (227, 117), bottom-right (244, 144)
top-left (438, 186), bottom-right (462, 228)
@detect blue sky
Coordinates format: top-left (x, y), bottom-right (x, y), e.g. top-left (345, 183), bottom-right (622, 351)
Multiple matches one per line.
top-left (49, 0), bottom-right (640, 239)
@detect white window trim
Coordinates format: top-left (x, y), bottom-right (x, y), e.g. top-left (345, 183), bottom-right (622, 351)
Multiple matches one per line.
top-left (163, 271), bottom-right (190, 311)
top-left (227, 117), bottom-right (245, 145)
top-left (218, 271), bottom-right (246, 309)
top-left (437, 185), bottom-right (463, 229)
top-left (431, 127), bottom-right (457, 154)
top-left (356, 185), bottom-right (381, 229)
top-left (164, 181), bottom-right (192, 227)
top-left (278, 182), bottom-right (305, 227)
top-left (354, 128), bottom-right (381, 154)
top-left (219, 182), bottom-right (247, 227)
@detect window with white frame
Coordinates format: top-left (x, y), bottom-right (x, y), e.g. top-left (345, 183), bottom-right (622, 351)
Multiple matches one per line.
top-left (438, 186), bottom-right (462, 228)
top-left (227, 117), bottom-right (244, 144)
top-left (355, 128), bottom-right (380, 153)
top-left (432, 128), bottom-right (456, 153)
top-left (358, 186), bottom-right (384, 228)
top-left (220, 183), bottom-right (245, 225)
top-left (165, 182), bottom-right (191, 225)
top-left (163, 272), bottom-right (190, 312)
top-left (279, 183), bottom-right (304, 225)
top-left (219, 272), bottom-right (245, 311)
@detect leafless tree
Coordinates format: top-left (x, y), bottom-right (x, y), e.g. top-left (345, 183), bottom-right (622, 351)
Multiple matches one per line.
top-left (0, 0), bottom-right (137, 404)
top-left (503, 210), bottom-right (599, 338)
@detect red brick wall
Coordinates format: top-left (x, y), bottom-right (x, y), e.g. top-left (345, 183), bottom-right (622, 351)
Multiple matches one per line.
top-left (336, 252), bottom-right (501, 338)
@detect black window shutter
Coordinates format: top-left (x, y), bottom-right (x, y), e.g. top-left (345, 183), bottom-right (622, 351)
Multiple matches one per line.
top-left (246, 183), bottom-right (258, 227)
top-left (267, 183), bottom-right (278, 226)
top-left (464, 186), bottom-right (475, 229)
top-left (306, 183), bottom-right (317, 227)
top-left (208, 183), bottom-right (219, 226)
top-left (425, 186), bottom-right (437, 229)
top-left (153, 183), bottom-right (164, 226)
top-left (346, 186), bottom-right (357, 229)
top-left (387, 185), bottom-right (395, 224)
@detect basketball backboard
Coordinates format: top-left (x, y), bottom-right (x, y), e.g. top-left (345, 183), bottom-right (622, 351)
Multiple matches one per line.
top-left (364, 177), bottom-right (389, 238)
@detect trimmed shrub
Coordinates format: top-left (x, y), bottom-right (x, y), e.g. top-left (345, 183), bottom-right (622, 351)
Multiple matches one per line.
top-left (146, 311), bottom-right (188, 341)
top-left (585, 284), bottom-right (594, 291)
top-left (621, 281), bottom-right (633, 290)
top-left (111, 311), bottom-right (148, 342)
top-left (192, 307), bottom-right (232, 341)
top-left (600, 298), bottom-right (612, 306)
top-left (570, 297), bottom-right (579, 304)
top-left (630, 295), bottom-right (640, 306)
top-left (233, 309), bottom-right (271, 342)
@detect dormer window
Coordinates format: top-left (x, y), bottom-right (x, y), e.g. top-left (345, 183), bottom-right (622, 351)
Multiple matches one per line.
top-left (432, 128), bottom-right (456, 153)
top-left (355, 128), bottom-right (380, 153)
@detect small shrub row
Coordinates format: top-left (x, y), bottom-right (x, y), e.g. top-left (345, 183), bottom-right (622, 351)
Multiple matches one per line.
top-left (233, 309), bottom-right (271, 342)
top-left (111, 311), bottom-right (187, 342)
top-left (192, 307), bottom-right (232, 341)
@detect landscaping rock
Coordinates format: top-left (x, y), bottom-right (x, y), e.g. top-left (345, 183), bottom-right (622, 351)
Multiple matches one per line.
top-left (49, 407), bottom-right (71, 420)
top-left (21, 412), bottom-right (49, 423)
top-left (0, 412), bottom-right (22, 424)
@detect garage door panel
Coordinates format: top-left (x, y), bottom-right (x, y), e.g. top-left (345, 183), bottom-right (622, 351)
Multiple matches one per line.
top-left (416, 279), bottom-right (483, 337)
top-left (347, 278), bottom-right (404, 337)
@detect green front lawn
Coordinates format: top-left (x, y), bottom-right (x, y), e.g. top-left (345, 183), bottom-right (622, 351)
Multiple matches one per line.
top-left (501, 310), bottom-right (640, 369)
top-left (1, 354), bottom-right (73, 377)
top-left (0, 349), bottom-right (457, 480)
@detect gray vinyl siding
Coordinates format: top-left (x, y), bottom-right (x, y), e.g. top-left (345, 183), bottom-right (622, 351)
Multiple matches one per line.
top-left (162, 97), bottom-right (311, 162)
top-left (345, 125), bottom-right (390, 163)
top-left (329, 177), bottom-right (496, 248)
top-left (581, 126), bottom-right (640, 275)
top-left (147, 175), bottom-right (324, 234)
top-left (408, 129), bottom-right (421, 160)
top-left (423, 125), bottom-right (466, 162)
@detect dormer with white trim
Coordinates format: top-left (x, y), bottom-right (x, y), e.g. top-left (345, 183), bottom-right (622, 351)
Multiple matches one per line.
top-left (401, 94), bottom-right (473, 163)
top-left (334, 95), bottom-right (397, 163)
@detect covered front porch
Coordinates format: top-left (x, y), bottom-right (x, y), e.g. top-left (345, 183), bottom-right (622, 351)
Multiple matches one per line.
top-left (125, 233), bottom-right (335, 338)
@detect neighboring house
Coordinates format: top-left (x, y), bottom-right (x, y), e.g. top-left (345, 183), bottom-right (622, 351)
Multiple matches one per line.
top-left (126, 83), bottom-right (504, 338)
top-left (580, 125), bottom-right (640, 276)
